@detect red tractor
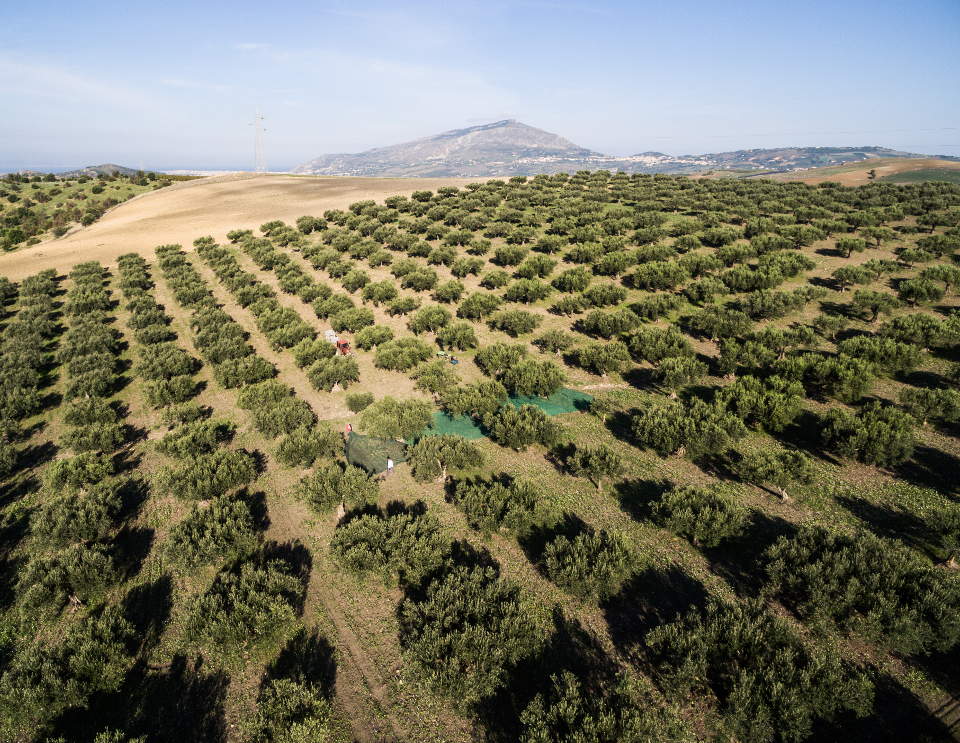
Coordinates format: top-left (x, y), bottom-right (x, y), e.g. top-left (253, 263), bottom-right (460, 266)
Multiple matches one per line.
top-left (336, 338), bottom-right (351, 356)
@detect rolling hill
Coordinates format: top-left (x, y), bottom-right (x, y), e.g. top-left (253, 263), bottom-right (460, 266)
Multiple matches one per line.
top-left (293, 120), bottom-right (947, 177)
top-left (58, 163), bottom-right (142, 178)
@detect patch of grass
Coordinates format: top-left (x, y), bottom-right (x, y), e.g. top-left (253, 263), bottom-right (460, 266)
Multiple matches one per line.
top-left (881, 168), bottom-right (960, 184)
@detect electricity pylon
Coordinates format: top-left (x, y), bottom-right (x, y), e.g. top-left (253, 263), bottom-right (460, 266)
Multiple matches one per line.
top-left (251, 109), bottom-right (266, 173)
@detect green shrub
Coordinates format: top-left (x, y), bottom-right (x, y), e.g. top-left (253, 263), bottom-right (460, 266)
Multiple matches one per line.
top-left (143, 375), bottom-right (198, 408)
top-left (542, 530), bottom-right (637, 601)
top-left (354, 325), bottom-right (394, 349)
top-left (331, 507), bottom-right (448, 586)
top-left (649, 484), bottom-right (748, 547)
top-left (397, 565), bottom-right (547, 707)
top-left (17, 542), bottom-right (117, 616)
top-left (185, 559), bottom-right (303, 651)
top-left (519, 670), bottom-right (687, 743)
top-left (500, 359), bottom-right (564, 397)
top-left (487, 309), bottom-right (541, 337)
top-left (306, 355), bottom-right (360, 390)
top-left (374, 337), bottom-right (432, 371)
top-left (155, 449), bottom-right (257, 500)
top-left (0, 607), bottom-right (134, 742)
top-left (646, 600), bottom-right (873, 743)
top-left (157, 419), bottom-right (234, 457)
top-left (248, 678), bottom-right (332, 743)
top-left (441, 380), bottom-right (508, 419)
top-left (30, 480), bottom-right (123, 546)
top-left (407, 435), bottom-right (484, 482)
top-left (276, 425), bottom-right (342, 468)
top-left (359, 396), bottom-right (433, 440)
top-left (346, 391), bottom-right (374, 412)
top-left (484, 405), bottom-right (560, 451)
top-left (213, 356), bottom-right (276, 388)
top-left (435, 322), bottom-right (478, 350)
top-left (61, 421), bottom-right (126, 453)
top-left (820, 401), bottom-right (916, 466)
top-left (764, 526), bottom-right (960, 654)
top-left (564, 443), bottom-right (625, 490)
top-left (296, 463), bottom-right (378, 513)
top-left (450, 474), bottom-right (553, 535)
top-left (166, 493), bottom-right (260, 569)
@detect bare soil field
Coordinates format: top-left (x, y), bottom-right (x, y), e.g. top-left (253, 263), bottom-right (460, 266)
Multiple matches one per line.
top-left (0, 173), bottom-right (480, 280)
top-left (770, 157), bottom-right (960, 186)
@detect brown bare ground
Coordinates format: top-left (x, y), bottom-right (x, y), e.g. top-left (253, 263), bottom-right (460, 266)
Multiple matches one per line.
top-left (0, 173), bottom-right (480, 281)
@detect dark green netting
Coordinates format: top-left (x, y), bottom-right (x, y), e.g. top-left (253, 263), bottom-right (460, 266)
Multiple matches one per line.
top-left (345, 432), bottom-right (408, 474)
top-left (420, 412), bottom-right (487, 440)
top-left (417, 388), bottom-right (593, 440)
top-left (506, 388), bottom-right (593, 415)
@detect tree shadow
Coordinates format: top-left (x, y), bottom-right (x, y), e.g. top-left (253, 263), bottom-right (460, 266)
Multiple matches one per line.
top-left (604, 407), bottom-right (638, 445)
top-left (895, 445), bottom-right (960, 495)
top-left (517, 511), bottom-right (589, 566)
top-left (835, 495), bottom-right (937, 557)
top-left (247, 447), bottom-right (269, 477)
top-left (51, 654), bottom-right (230, 743)
top-left (0, 473), bottom-right (40, 511)
top-left (116, 476), bottom-right (151, 522)
top-left (112, 525), bottom-right (155, 581)
top-left (475, 607), bottom-right (621, 743)
top-left (612, 477), bottom-right (672, 521)
top-left (621, 365), bottom-right (656, 390)
top-left (916, 644), bottom-right (960, 703)
top-left (122, 574), bottom-right (173, 653)
top-left (403, 538), bottom-right (502, 601)
top-left (774, 409), bottom-right (838, 464)
top-left (113, 448), bottom-right (144, 475)
top-left (602, 564), bottom-right (709, 660)
top-left (266, 625), bottom-right (338, 699)
top-left (701, 511), bottom-right (797, 599)
top-left (819, 300), bottom-right (857, 319)
top-left (16, 442), bottom-right (58, 480)
top-left (808, 670), bottom-right (956, 743)
top-left (239, 488), bottom-right (270, 532)
top-left (125, 655), bottom-right (230, 743)
top-left (900, 370), bottom-right (948, 390)
top-left (123, 422), bottom-right (150, 447)
top-left (0, 553), bottom-right (24, 614)
top-left (258, 539), bottom-right (312, 612)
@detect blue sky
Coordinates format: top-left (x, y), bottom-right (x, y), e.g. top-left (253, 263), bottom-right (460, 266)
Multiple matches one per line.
top-left (2, 0), bottom-right (958, 171)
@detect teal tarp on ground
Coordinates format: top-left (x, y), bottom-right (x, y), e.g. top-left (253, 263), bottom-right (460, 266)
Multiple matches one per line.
top-left (506, 387), bottom-right (593, 415)
top-left (417, 388), bottom-right (593, 440)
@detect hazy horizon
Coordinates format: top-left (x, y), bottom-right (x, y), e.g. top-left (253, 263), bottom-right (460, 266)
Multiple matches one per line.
top-left (3, 0), bottom-right (959, 172)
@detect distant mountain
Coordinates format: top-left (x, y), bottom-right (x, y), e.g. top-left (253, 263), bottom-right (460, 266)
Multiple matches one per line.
top-left (687, 146), bottom-right (937, 171)
top-left (293, 121), bottom-right (948, 177)
top-left (293, 120), bottom-right (602, 177)
top-left (58, 163), bottom-right (141, 178)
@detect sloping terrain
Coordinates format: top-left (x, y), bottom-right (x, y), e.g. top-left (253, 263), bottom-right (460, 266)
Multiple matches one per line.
top-left (58, 163), bottom-right (142, 178)
top-left (771, 157), bottom-right (960, 186)
top-left (1, 172), bottom-right (958, 742)
top-left (0, 173), bottom-right (479, 280)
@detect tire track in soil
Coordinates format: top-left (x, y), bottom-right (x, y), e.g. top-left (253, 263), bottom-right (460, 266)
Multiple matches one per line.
top-left (177, 254), bottom-right (412, 742)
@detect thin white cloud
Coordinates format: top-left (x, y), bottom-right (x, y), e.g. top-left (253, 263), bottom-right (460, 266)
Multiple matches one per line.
top-left (234, 42), bottom-right (270, 51)
top-left (0, 55), bottom-right (157, 110)
top-left (160, 78), bottom-right (233, 94)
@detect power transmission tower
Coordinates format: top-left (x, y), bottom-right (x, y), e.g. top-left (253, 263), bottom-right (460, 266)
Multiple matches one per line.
top-left (250, 109), bottom-right (267, 173)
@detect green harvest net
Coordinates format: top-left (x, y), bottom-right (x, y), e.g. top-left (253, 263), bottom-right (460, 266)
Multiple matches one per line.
top-left (345, 432), bottom-right (408, 474)
top-left (416, 388), bottom-right (593, 440)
